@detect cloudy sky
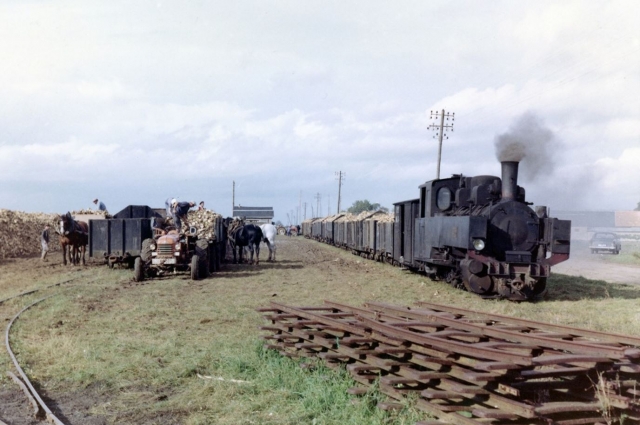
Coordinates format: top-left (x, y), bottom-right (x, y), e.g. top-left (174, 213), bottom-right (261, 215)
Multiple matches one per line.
top-left (1, 0), bottom-right (638, 222)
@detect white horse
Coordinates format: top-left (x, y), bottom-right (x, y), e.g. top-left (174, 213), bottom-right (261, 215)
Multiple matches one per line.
top-left (260, 223), bottom-right (277, 262)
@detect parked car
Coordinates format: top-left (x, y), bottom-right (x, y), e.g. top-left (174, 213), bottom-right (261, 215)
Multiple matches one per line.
top-left (589, 232), bottom-right (621, 255)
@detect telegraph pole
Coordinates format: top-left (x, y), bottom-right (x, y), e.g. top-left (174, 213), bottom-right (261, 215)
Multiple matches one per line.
top-left (335, 171), bottom-right (345, 214)
top-left (303, 202), bottom-right (307, 220)
top-left (299, 190), bottom-right (302, 224)
top-left (314, 193), bottom-right (322, 218)
top-left (232, 181), bottom-right (235, 214)
top-left (428, 109), bottom-right (455, 179)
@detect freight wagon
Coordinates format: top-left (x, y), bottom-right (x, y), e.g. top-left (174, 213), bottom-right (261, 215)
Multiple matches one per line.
top-left (88, 205), bottom-right (226, 279)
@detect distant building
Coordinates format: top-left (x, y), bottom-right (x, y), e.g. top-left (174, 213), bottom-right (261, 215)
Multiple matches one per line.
top-left (232, 206), bottom-right (274, 225)
top-left (554, 210), bottom-right (640, 240)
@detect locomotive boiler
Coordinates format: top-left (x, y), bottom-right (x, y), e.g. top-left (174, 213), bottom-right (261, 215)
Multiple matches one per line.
top-left (303, 160), bottom-right (571, 301)
top-left (396, 160), bottom-right (570, 300)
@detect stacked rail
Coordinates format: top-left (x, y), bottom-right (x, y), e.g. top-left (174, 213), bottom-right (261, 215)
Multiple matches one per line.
top-left (258, 301), bottom-right (640, 425)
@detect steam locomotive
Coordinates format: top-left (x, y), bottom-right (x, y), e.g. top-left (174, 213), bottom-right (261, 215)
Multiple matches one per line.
top-left (303, 161), bottom-right (571, 301)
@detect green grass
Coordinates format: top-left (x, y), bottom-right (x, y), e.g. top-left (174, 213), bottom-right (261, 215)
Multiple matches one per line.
top-left (4, 238), bottom-right (640, 424)
top-left (11, 281), bottom-right (428, 424)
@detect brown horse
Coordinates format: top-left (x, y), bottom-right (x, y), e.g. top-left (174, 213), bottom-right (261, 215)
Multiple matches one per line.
top-left (60, 212), bottom-right (88, 265)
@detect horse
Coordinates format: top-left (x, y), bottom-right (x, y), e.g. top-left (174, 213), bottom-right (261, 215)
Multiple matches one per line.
top-left (228, 223), bottom-right (263, 265)
top-left (260, 223), bottom-right (277, 262)
top-left (58, 220), bottom-right (74, 266)
top-left (60, 212), bottom-right (88, 265)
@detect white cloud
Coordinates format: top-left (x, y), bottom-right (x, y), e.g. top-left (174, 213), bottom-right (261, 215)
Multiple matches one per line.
top-left (0, 0), bottom-right (639, 217)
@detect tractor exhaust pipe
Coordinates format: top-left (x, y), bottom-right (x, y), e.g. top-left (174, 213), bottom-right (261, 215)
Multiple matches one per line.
top-left (501, 161), bottom-right (519, 201)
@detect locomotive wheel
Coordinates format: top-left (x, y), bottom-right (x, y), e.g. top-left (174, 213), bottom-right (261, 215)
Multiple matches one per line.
top-left (133, 257), bottom-right (144, 282)
top-left (191, 255), bottom-right (200, 280)
top-left (532, 278), bottom-right (547, 297)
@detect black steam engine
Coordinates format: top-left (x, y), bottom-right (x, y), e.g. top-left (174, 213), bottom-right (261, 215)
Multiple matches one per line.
top-left (404, 160), bottom-right (570, 300)
top-left (304, 160), bottom-right (571, 301)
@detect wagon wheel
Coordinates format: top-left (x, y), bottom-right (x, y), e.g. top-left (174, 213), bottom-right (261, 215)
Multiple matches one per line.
top-left (191, 255), bottom-right (200, 280)
top-left (140, 238), bottom-right (154, 263)
top-left (277, 227), bottom-right (286, 235)
top-left (195, 239), bottom-right (210, 277)
top-left (133, 257), bottom-right (144, 282)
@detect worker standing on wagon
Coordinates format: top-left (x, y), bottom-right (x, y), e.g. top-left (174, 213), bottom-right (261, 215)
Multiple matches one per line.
top-left (93, 198), bottom-right (107, 211)
top-left (40, 224), bottom-right (50, 261)
top-left (171, 200), bottom-right (196, 232)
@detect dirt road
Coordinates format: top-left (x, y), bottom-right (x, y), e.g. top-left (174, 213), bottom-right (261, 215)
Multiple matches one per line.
top-left (553, 250), bottom-right (640, 285)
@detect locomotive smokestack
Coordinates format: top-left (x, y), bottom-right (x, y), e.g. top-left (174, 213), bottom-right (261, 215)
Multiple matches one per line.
top-left (501, 161), bottom-right (519, 201)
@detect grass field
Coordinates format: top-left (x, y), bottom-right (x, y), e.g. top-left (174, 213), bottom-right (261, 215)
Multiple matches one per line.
top-left (2, 237), bottom-right (640, 424)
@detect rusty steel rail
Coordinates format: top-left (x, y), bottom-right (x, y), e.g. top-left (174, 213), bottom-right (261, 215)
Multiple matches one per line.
top-left (258, 301), bottom-right (640, 425)
top-left (2, 278), bottom-right (82, 425)
top-left (5, 295), bottom-right (67, 425)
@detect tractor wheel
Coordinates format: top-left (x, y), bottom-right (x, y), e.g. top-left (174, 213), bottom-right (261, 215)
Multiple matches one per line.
top-left (196, 239), bottom-right (210, 277)
top-left (134, 257), bottom-right (144, 282)
top-left (191, 255), bottom-right (200, 281)
top-left (141, 238), bottom-right (154, 263)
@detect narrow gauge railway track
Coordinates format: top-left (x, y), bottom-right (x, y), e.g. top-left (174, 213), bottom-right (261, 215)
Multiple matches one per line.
top-left (1, 278), bottom-right (80, 425)
top-left (258, 301), bottom-right (640, 425)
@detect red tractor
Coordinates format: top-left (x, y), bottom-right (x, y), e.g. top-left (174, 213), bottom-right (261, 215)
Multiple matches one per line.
top-left (134, 226), bottom-right (212, 282)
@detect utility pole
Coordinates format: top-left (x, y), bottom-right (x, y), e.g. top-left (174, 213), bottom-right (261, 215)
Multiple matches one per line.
top-left (428, 109), bottom-right (455, 179)
top-left (299, 190), bottom-right (302, 225)
top-left (335, 171), bottom-right (345, 214)
top-left (314, 192), bottom-right (322, 218)
top-left (303, 202), bottom-right (307, 220)
top-left (232, 181), bottom-right (235, 215)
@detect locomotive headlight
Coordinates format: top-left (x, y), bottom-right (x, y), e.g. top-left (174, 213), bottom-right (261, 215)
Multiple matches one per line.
top-left (472, 238), bottom-right (485, 251)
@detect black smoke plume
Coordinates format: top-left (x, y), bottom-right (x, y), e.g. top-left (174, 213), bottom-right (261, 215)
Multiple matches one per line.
top-left (494, 112), bottom-right (556, 181)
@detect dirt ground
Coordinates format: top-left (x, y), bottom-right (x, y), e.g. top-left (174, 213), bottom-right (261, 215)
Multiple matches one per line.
top-left (553, 244), bottom-right (640, 285)
top-left (1, 236), bottom-right (639, 424)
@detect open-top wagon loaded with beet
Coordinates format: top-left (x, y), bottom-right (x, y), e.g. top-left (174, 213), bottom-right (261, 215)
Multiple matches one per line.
top-left (87, 205), bottom-right (226, 281)
top-left (304, 160), bottom-right (571, 301)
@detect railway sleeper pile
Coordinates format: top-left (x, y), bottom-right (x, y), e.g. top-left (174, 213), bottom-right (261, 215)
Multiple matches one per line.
top-left (258, 301), bottom-right (640, 425)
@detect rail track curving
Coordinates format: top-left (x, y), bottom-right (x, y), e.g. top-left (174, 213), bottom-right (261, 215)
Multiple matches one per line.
top-left (258, 301), bottom-right (640, 424)
top-left (1, 278), bottom-right (78, 425)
